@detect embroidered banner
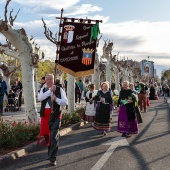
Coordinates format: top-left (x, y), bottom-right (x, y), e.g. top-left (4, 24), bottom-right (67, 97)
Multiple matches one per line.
top-left (58, 21), bottom-right (97, 77)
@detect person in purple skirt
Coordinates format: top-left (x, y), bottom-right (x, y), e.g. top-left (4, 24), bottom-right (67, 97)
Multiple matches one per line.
top-left (117, 81), bottom-right (138, 137)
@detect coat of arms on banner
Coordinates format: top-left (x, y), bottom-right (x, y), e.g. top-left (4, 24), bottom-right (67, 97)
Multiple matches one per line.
top-left (82, 48), bottom-right (94, 65)
top-left (63, 25), bottom-right (75, 43)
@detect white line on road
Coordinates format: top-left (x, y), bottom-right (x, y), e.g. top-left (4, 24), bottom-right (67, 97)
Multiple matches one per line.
top-left (91, 137), bottom-right (129, 170)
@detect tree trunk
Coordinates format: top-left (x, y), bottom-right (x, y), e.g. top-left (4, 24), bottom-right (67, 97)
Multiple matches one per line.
top-left (67, 74), bottom-right (75, 113)
top-left (106, 59), bottom-right (111, 86)
top-left (20, 57), bottom-right (37, 123)
top-left (92, 53), bottom-right (100, 89)
top-left (34, 68), bottom-right (38, 100)
top-left (112, 65), bottom-right (120, 91)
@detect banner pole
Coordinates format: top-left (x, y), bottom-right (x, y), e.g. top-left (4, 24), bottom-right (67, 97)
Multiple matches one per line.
top-left (54, 8), bottom-right (64, 79)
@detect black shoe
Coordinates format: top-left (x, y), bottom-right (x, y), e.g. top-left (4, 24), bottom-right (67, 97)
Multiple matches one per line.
top-left (50, 160), bottom-right (57, 166)
top-left (121, 133), bottom-right (127, 137)
top-left (103, 131), bottom-right (107, 136)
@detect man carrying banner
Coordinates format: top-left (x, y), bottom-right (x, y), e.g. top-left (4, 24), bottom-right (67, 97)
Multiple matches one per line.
top-left (38, 74), bottom-right (68, 166)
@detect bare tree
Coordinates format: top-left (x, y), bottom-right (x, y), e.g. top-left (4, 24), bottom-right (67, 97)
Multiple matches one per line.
top-left (0, 1), bottom-right (40, 123)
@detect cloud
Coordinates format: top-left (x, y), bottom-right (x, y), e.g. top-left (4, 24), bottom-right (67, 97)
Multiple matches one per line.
top-left (100, 21), bottom-right (170, 56)
top-left (64, 4), bottom-right (102, 16)
top-left (1, 0), bottom-right (170, 78)
top-left (13, 0), bottom-right (80, 10)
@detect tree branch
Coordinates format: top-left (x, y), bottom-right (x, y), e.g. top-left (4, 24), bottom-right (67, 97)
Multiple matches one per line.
top-left (9, 8), bottom-right (20, 26)
top-left (0, 45), bottom-right (20, 59)
top-left (42, 18), bottom-right (57, 44)
top-left (4, 0), bottom-right (11, 23)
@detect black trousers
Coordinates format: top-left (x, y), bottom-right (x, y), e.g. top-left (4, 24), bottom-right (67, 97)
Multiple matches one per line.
top-left (19, 92), bottom-right (22, 107)
top-left (48, 119), bottom-right (61, 162)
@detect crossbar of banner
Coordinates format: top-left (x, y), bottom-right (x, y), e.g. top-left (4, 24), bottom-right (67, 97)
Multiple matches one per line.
top-left (56, 17), bottom-right (102, 23)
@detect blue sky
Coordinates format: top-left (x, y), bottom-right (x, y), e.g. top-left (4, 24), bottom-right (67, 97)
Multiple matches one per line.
top-left (0, 0), bottom-right (170, 77)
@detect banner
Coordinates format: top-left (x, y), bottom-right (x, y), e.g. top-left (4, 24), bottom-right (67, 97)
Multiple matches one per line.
top-left (58, 21), bottom-right (97, 77)
top-left (141, 60), bottom-right (154, 78)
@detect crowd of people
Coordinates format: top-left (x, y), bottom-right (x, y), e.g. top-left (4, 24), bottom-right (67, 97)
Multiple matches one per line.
top-left (83, 80), bottom-right (170, 138)
top-left (0, 74), bottom-right (22, 115)
top-left (1, 72), bottom-right (169, 166)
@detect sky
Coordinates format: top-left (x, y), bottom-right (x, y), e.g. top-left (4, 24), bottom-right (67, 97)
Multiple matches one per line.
top-left (0, 0), bottom-right (170, 77)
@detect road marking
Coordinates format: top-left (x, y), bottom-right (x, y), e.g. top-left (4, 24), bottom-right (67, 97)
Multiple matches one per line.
top-left (91, 137), bottom-right (129, 170)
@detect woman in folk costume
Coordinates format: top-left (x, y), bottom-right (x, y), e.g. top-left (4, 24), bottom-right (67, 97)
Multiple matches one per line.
top-left (129, 83), bottom-right (143, 124)
top-left (93, 82), bottom-right (113, 136)
top-left (117, 81), bottom-right (138, 137)
top-left (85, 84), bottom-right (98, 125)
top-left (154, 82), bottom-right (159, 100)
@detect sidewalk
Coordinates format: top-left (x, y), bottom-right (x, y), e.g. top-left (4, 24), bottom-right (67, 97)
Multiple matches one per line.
top-left (1, 100), bottom-right (86, 122)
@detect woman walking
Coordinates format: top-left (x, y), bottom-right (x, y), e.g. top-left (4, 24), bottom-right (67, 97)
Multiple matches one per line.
top-left (163, 84), bottom-right (169, 103)
top-left (117, 81), bottom-right (138, 137)
top-left (85, 84), bottom-right (98, 126)
top-left (93, 82), bottom-right (113, 136)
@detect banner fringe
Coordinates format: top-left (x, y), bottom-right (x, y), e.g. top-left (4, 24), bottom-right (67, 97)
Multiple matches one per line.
top-left (58, 64), bottom-right (94, 77)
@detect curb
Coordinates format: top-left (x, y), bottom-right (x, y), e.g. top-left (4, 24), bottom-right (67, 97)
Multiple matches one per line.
top-left (0, 121), bottom-right (87, 169)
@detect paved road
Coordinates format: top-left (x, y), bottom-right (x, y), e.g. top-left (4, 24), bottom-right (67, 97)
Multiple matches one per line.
top-left (2, 97), bottom-right (170, 170)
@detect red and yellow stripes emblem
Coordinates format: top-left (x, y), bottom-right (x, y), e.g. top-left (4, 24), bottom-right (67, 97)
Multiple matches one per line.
top-left (82, 58), bottom-right (92, 65)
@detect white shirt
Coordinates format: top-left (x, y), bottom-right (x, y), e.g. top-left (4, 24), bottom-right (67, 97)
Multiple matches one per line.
top-left (38, 86), bottom-right (68, 108)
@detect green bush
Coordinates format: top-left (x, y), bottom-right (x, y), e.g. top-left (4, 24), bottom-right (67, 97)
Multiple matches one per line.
top-left (61, 108), bottom-right (84, 126)
top-left (0, 118), bottom-right (39, 149)
top-left (0, 107), bottom-right (85, 149)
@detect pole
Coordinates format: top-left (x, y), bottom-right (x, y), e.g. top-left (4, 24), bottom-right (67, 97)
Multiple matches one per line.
top-left (54, 8), bottom-right (64, 79)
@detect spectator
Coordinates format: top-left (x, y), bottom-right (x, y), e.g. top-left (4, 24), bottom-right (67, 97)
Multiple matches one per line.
top-left (11, 81), bottom-right (18, 93)
top-left (7, 89), bottom-right (16, 105)
top-left (77, 80), bottom-right (83, 104)
top-left (138, 82), bottom-right (148, 112)
top-left (84, 79), bottom-right (89, 98)
top-left (64, 79), bottom-right (67, 94)
top-left (55, 78), bottom-right (62, 88)
top-left (15, 77), bottom-right (23, 109)
top-left (38, 77), bottom-right (46, 92)
top-left (75, 82), bottom-right (81, 104)
top-left (163, 84), bottom-right (169, 103)
top-left (111, 82), bottom-right (115, 91)
top-left (0, 73), bottom-right (7, 114)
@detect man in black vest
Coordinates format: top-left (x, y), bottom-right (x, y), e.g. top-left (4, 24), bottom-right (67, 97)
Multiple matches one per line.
top-left (38, 74), bottom-right (68, 166)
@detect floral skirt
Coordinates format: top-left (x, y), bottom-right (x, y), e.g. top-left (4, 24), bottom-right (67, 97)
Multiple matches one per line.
top-left (117, 106), bottom-right (138, 134)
